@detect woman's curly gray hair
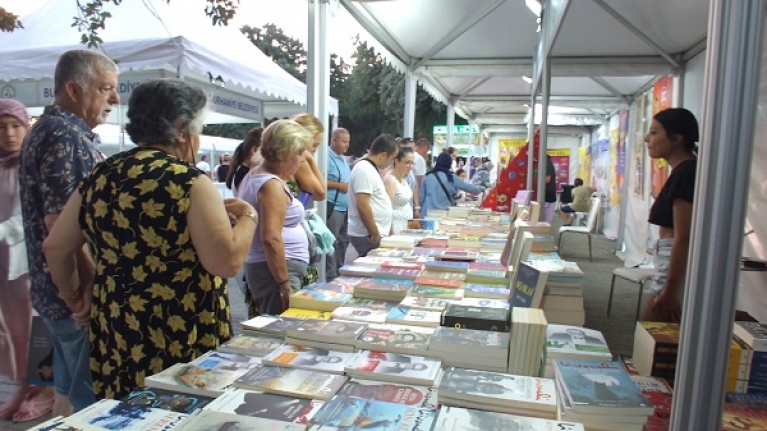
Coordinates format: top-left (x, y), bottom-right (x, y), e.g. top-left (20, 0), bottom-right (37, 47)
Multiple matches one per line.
top-left (125, 79), bottom-right (208, 145)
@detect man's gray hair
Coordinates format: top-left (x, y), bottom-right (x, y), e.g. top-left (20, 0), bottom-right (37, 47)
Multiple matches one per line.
top-left (54, 50), bottom-right (118, 96)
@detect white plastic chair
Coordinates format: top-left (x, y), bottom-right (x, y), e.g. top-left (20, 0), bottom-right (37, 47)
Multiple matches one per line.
top-left (606, 267), bottom-right (656, 321)
top-left (557, 197), bottom-right (600, 261)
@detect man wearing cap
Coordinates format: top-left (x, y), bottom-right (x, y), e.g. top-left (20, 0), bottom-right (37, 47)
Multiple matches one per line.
top-left (19, 49), bottom-right (119, 414)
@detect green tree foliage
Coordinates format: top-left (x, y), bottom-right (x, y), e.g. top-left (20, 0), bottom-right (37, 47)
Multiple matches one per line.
top-left (241, 24), bottom-right (307, 83)
top-left (0, 7), bottom-right (23, 33)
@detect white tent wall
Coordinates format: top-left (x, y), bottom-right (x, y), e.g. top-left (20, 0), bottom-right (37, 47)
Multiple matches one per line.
top-left (737, 31), bottom-right (767, 324)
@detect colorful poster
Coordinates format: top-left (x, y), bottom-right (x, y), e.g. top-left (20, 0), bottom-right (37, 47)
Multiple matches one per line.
top-left (578, 145), bottom-right (591, 183)
top-left (632, 95), bottom-right (647, 198)
top-left (651, 75), bottom-right (674, 198)
top-left (548, 149), bottom-right (570, 193)
top-left (480, 130), bottom-right (571, 212)
top-left (497, 138), bottom-right (527, 177)
top-left (593, 138), bottom-right (611, 201)
top-left (607, 108), bottom-right (629, 205)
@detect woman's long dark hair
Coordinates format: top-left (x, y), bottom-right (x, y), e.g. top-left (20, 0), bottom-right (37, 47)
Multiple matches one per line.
top-left (226, 127), bottom-right (262, 189)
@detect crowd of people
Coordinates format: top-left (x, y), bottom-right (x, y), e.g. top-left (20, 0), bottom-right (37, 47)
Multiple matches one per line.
top-left (0, 48), bottom-right (492, 422)
top-left (0, 47), bottom-right (698, 424)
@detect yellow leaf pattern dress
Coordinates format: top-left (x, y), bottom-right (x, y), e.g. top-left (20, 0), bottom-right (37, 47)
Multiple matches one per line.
top-left (78, 147), bottom-right (232, 399)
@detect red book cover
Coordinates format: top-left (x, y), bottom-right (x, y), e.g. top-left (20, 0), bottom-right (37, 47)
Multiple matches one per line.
top-left (413, 276), bottom-right (463, 289)
top-left (631, 375), bottom-right (673, 418)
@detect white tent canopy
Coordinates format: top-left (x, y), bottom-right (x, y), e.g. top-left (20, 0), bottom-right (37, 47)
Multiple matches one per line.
top-left (0, 0), bottom-right (338, 123)
top-left (342, 0), bottom-right (705, 129)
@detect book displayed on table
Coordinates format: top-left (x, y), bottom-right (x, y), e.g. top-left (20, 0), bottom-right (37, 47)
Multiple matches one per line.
top-left (441, 303), bottom-right (509, 332)
top-left (463, 284), bottom-right (510, 299)
top-left (309, 394), bottom-right (437, 431)
top-left (232, 365), bottom-right (347, 400)
top-left (554, 359), bottom-right (654, 415)
top-left (409, 285), bottom-right (465, 300)
top-left (344, 350), bottom-right (443, 386)
top-left (121, 387), bottom-right (215, 414)
top-left (432, 405), bottom-right (585, 431)
top-left (241, 315), bottom-right (303, 337)
top-left (288, 287), bottom-right (353, 312)
top-left (424, 260), bottom-right (470, 273)
top-left (145, 363), bottom-right (247, 398)
top-left (354, 324), bottom-right (433, 355)
top-left (174, 409), bottom-right (306, 431)
top-left (456, 297), bottom-right (510, 309)
top-left (260, 344), bottom-right (356, 374)
top-left (399, 295), bottom-right (451, 311)
top-left (510, 262), bottom-right (549, 308)
top-left (69, 398), bottom-right (188, 431)
top-left (385, 305), bottom-right (443, 327)
top-left (437, 367), bottom-right (558, 419)
top-left (204, 387), bottom-right (323, 424)
top-left (218, 333), bottom-right (285, 357)
top-left (285, 319), bottom-right (367, 346)
top-left (189, 350), bottom-right (262, 372)
top-left (632, 321), bottom-right (679, 384)
top-left (26, 415), bottom-right (103, 431)
top-left (337, 378), bottom-right (436, 407)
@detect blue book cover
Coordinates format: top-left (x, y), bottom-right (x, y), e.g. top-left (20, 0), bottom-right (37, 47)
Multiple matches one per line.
top-left (310, 395), bottom-right (436, 430)
top-left (554, 360), bottom-right (653, 414)
top-left (510, 262), bottom-right (547, 308)
top-left (464, 284), bottom-right (510, 298)
top-left (122, 387), bottom-right (214, 414)
top-left (424, 261), bottom-right (470, 272)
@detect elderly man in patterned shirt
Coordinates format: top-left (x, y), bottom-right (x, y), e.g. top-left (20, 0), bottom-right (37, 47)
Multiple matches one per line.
top-left (19, 50), bottom-right (119, 414)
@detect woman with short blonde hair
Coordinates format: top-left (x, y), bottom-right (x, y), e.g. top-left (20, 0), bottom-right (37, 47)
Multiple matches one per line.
top-left (239, 119), bottom-right (314, 315)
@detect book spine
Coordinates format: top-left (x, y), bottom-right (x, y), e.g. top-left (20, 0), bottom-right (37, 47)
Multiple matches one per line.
top-left (441, 315), bottom-right (509, 332)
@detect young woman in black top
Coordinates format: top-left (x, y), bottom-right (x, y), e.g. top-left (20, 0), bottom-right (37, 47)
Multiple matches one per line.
top-left (644, 108), bottom-right (699, 323)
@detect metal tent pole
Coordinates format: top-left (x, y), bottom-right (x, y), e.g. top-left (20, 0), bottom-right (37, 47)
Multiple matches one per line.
top-left (537, 58), bottom-right (550, 206)
top-left (671, 1), bottom-right (766, 429)
top-left (308, 0), bottom-right (330, 282)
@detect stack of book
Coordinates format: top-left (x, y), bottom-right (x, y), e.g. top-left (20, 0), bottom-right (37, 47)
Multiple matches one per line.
top-left (632, 321), bottom-right (679, 386)
top-left (309, 394), bottom-right (438, 430)
top-left (508, 307), bottom-right (548, 376)
top-left (514, 220), bottom-right (556, 252)
top-left (344, 350), bottom-right (443, 386)
top-left (56, 399), bottom-right (190, 430)
top-left (204, 387), bottom-right (325, 425)
top-left (350, 277), bottom-right (412, 302)
top-left (441, 303), bottom-right (509, 332)
top-left (437, 367), bottom-right (559, 419)
top-left (385, 305), bottom-right (443, 327)
top-left (463, 283), bottom-right (510, 299)
top-left (288, 286), bottom-right (353, 312)
top-left (734, 321), bottom-right (767, 394)
top-left (241, 315), bottom-right (304, 338)
top-left (330, 298), bottom-right (397, 324)
top-left (629, 375), bottom-right (673, 431)
top-left (284, 319), bottom-right (367, 352)
top-left (530, 260), bottom-right (585, 326)
top-left (554, 359), bottom-right (654, 431)
top-left (218, 332), bottom-right (285, 358)
top-left (232, 364), bottom-right (348, 400)
top-left (354, 324), bottom-right (434, 355)
top-left (432, 405), bottom-right (585, 431)
top-left (381, 234), bottom-right (422, 248)
top-left (260, 344), bottom-right (357, 374)
top-left (336, 377), bottom-right (437, 408)
top-left (543, 324), bottom-right (612, 378)
top-left (465, 261), bottom-right (509, 285)
top-left (428, 327), bottom-right (509, 372)
top-left (722, 392), bottom-right (767, 430)
top-left (145, 362), bottom-right (249, 397)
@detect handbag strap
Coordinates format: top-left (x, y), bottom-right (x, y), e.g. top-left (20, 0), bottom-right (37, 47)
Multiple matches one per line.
top-left (328, 154), bottom-right (341, 204)
top-left (430, 171), bottom-right (456, 205)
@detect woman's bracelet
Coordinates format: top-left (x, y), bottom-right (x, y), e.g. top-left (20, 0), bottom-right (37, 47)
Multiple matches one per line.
top-left (65, 287), bottom-right (82, 301)
top-left (239, 210), bottom-right (257, 225)
top-left (276, 278), bottom-right (290, 286)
